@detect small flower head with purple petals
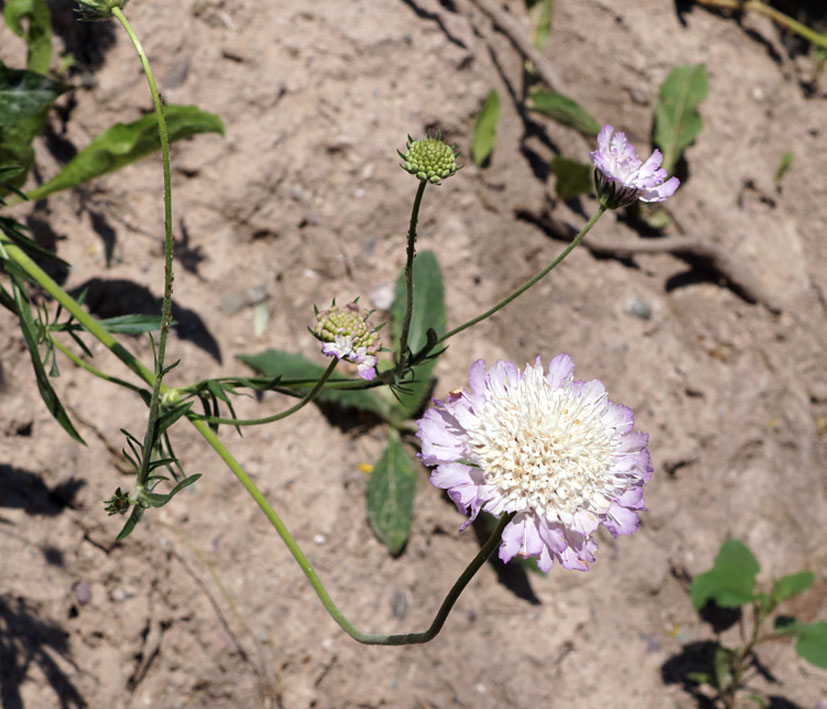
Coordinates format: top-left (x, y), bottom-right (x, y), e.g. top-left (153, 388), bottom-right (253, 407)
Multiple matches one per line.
top-left (589, 124), bottom-right (680, 208)
top-left (417, 355), bottom-right (652, 572)
top-left (313, 301), bottom-right (382, 381)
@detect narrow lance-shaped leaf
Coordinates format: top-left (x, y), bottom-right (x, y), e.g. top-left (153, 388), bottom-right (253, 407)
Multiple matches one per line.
top-left (390, 250), bottom-right (445, 420)
top-left (5, 261), bottom-right (85, 444)
top-left (471, 89), bottom-right (499, 167)
top-left (26, 105), bottom-right (225, 200)
top-left (653, 64), bottom-right (708, 175)
top-left (366, 430), bottom-right (417, 555)
top-left (529, 90), bottom-right (600, 137)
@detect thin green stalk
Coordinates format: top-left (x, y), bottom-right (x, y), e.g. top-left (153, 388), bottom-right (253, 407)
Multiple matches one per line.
top-left (195, 358), bottom-right (338, 426)
top-left (191, 415), bottom-right (511, 645)
top-left (694, 0), bottom-right (827, 50)
top-left (0, 238), bottom-right (155, 385)
top-left (396, 178), bottom-right (428, 378)
top-left (112, 7), bottom-right (175, 488)
top-left (438, 204), bottom-right (606, 344)
top-left (51, 337), bottom-right (147, 395)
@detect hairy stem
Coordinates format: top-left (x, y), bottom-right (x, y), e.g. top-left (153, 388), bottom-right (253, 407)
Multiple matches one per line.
top-left (113, 7), bottom-right (175, 488)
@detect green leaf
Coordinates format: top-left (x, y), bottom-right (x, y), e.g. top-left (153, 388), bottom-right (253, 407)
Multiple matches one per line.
top-left (4, 0), bottom-right (53, 74)
top-left (237, 349), bottom-right (388, 417)
top-left (770, 571), bottom-right (814, 605)
top-left (155, 402), bottom-right (193, 437)
top-left (366, 430), bottom-right (416, 555)
top-left (390, 250), bottom-right (445, 420)
top-left (26, 105), bottom-right (225, 200)
top-left (527, 0), bottom-right (554, 50)
top-left (745, 694), bottom-right (768, 708)
top-left (97, 314), bottom-right (165, 335)
top-left (690, 538), bottom-right (759, 610)
top-left (774, 151), bottom-right (794, 184)
top-left (529, 90), bottom-right (600, 137)
top-left (141, 473), bottom-right (201, 508)
top-left (685, 671), bottom-right (714, 687)
top-left (470, 89), bottom-right (499, 167)
top-left (653, 64), bottom-right (708, 175)
top-left (0, 215), bottom-right (69, 265)
top-left (116, 505), bottom-right (144, 540)
top-left (796, 621), bottom-right (827, 669)
top-left (773, 615), bottom-right (806, 636)
top-left (713, 645), bottom-right (735, 692)
top-left (5, 262), bottom-right (85, 444)
top-left (0, 61), bottom-right (70, 124)
top-left (549, 156), bottom-right (593, 200)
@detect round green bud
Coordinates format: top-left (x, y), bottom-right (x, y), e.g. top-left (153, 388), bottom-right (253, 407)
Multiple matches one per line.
top-left (399, 134), bottom-right (461, 185)
top-left (74, 0), bottom-right (129, 21)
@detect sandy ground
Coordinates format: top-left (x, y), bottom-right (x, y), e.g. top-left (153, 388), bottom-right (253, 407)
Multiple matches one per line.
top-left (2, 1), bottom-right (827, 707)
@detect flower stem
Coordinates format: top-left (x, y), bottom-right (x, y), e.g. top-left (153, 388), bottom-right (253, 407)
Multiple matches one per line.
top-left (194, 358), bottom-right (339, 426)
top-left (112, 6), bottom-right (175, 489)
top-left (438, 204), bottom-right (606, 344)
top-left (396, 178), bottom-right (428, 378)
top-left (693, 0), bottom-right (827, 50)
top-left (0, 238), bottom-right (155, 385)
top-left (192, 412), bottom-right (513, 645)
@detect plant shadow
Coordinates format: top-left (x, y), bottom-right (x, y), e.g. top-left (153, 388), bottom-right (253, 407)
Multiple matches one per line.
top-left (0, 594), bottom-right (87, 709)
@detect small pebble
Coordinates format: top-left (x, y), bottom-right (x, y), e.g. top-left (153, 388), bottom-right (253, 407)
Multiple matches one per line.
top-left (625, 297), bottom-right (652, 320)
top-left (391, 590), bottom-right (408, 619)
top-left (74, 581), bottom-right (92, 605)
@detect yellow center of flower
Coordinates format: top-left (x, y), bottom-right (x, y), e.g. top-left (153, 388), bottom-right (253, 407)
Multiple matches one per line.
top-left (467, 365), bottom-right (618, 521)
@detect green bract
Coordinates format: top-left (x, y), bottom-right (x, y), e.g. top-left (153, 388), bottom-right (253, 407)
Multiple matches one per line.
top-left (74, 0), bottom-right (129, 21)
top-left (399, 134), bottom-right (460, 184)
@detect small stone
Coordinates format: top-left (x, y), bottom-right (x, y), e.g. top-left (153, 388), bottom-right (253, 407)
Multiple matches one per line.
top-left (74, 581), bottom-right (92, 605)
top-left (391, 590), bottom-right (408, 619)
top-left (625, 297), bottom-right (652, 320)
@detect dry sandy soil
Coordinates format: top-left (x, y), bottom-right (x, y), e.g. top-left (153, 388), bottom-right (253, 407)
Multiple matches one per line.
top-left (2, 1), bottom-right (827, 707)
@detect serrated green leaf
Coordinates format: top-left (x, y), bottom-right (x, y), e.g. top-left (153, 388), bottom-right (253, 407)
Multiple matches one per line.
top-left (390, 250), bottom-right (445, 419)
top-left (0, 61), bottom-right (69, 124)
top-left (26, 105), bottom-right (225, 200)
top-left (366, 430), bottom-right (416, 555)
top-left (549, 156), bottom-right (593, 200)
top-left (471, 89), bottom-right (499, 167)
top-left (529, 90), bottom-right (600, 137)
top-left (771, 571), bottom-right (814, 605)
top-left (237, 349), bottom-right (388, 417)
top-left (796, 621), bottom-right (827, 669)
top-left (5, 261), bottom-right (85, 444)
top-left (4, 0), bottom-right (52, 74)
top-left (774, 151), bottom-right (793, 184)
top-left (653, 64), bottom-right (708, 175)
top-left (690, 538), bottom-right (759, 610)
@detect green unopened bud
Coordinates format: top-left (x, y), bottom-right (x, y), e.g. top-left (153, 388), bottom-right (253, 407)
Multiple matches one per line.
top-left (398, 133), bottom-right (461, 185)
top-left (75, 0), bottom-right (128, 21)
top-left (314, 301), bottom-right (381, 356)
top-left (103, 487), bottom-right (131, 515)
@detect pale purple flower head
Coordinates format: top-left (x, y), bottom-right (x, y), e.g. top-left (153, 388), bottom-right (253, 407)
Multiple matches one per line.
top-left (417, 355), bottom-right (652, 572)
top-left (314, 301), bottom-right (381, 381)
top-left (589, 124), bottom-right (679, 208)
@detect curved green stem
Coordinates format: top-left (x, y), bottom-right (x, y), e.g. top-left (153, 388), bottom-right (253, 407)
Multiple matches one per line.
top-left (194, 358), bottom-right (338, 426)
top-left (438, 204), bottom-right (606, 344)
top-left (112, 7), bottom-right (175, 488)
top-left (191, 414), bottom-right (512, 645)
top-left (396, 179), bottom-right (428, 378)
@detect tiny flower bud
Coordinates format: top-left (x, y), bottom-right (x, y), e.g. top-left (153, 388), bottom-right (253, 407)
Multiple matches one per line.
top-left (398, 133), bottom-right (461, 185)
top-left (75, 0), bottom-right (129, 21)
top-left (313, 301), bottom-right (382, 381)
top-left (103, 487), bottom-right (131, 515)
